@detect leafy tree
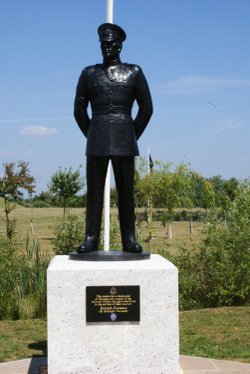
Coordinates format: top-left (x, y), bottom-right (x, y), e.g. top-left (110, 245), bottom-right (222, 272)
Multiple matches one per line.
top-left (208, 175), bottom-right (239, 210)
top-left (193, 174), bottom-right (215, 209)
top-left (0, 161), bottom-right (35, 239)
top-left (135, 158), bottom-right (171, 210)
top-left (223, 177), bottom-right (239, 202)
top-left (135, 159), bottom-right (215, 242)
top-left (135, 159), bottom-right (215, 218)
top-left (48, 166), bottom-right (84, 215)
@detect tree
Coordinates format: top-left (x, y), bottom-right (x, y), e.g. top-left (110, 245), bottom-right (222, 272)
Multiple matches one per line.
top-left (135, 159), bottom-right (215, 217)
top-left (135, 158), bottom-right (172, 210)
top-left (193, 174), bottom-right (216, 209)
top-left (208, 175), bottom-right (239, 210)
top-left (48, 166), bottom-right (84, 215)
top-left (135, 159), bottom-right (215, 240)
top-left (0, 161), bottom-right (35, 239)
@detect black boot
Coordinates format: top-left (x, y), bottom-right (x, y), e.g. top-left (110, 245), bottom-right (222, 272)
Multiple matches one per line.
top-left (77, 236), bottom-right (98, 253)
top-left (123, 235), bottom-right (143, 253)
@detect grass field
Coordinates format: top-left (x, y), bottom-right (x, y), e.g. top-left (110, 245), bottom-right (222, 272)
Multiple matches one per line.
top-left (0, 307), bottom-right (249, 363)
top-left (0, 205), bottom-right (204, 255)
top-left (180, 307), bottom-right (250, 362)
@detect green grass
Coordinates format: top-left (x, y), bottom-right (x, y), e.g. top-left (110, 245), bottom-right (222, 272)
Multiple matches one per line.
top-left (0, 319), bottom-right (46, 362)
top-left (0, 307), bottom-right (249, 363)
top-left (180, 306), bottom-right (250, 362)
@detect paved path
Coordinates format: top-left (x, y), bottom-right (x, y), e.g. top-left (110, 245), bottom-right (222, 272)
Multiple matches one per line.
top-left (0, 356), bottom-right (250, 373)
top-left (180, 355), bottom-right (250, 373)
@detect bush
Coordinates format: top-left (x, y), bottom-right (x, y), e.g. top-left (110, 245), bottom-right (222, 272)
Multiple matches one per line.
top-left (99, 217), bottom-right (121, 249)
top-left (52, 214), bottom-right (85, 254)
top-left (0, 238), bottom-right (20, 319)
top-left (32, 200), bottom-right (51, 208)
top-left (173, 182), bottom-right (250, 310)
top-left (52, 214), bottom-right (122, 253)
top-left (0, 236), bottom-right (50, 319)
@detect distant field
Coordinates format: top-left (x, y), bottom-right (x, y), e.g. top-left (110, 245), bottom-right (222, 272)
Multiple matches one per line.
top-left (0, 204), bottom-right (204, 255)
top-left (0, 206), bottom-right (80, 254)
top-left (136, 217), bottom-right (203, 255)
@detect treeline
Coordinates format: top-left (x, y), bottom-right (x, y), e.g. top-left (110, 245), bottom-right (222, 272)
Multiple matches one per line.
top-left (0, 159), bottom-right (243, 239)
top-left (20, 159), bottom-right (240, 214)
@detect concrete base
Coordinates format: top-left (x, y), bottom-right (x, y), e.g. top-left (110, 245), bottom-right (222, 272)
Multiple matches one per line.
top-left (47, 254), bottom-right (179, 374)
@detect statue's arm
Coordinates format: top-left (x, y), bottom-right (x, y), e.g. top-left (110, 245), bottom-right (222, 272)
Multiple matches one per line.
top-left (134, 68), bottom-right (153, 139)
top-left (74, 69), bottom-right (90, 137)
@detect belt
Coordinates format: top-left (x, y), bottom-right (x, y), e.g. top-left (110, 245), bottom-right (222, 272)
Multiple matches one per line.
top-left (92, 106), bottom-right (131, 115)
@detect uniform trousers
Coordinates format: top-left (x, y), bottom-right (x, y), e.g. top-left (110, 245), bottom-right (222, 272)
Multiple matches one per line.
top-left (86, 155), bottom-right (136, 249)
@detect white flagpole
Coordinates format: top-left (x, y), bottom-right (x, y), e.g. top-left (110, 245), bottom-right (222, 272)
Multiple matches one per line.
top-left (106, 0), bottom-right (113, 23)
top-left (103, 0), bottom-right (113, 251)
top-left (147, 147), bottom-right (150, 224)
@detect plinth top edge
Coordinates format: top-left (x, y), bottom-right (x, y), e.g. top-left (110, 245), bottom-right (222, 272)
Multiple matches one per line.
top-left (47, 253), bottom-right (178, 272)
top-left (69, 250), bottom-right (150, 261)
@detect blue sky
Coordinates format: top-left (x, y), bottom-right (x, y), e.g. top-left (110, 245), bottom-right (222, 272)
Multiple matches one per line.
top-left (1, 0), bottom-right (250, 193)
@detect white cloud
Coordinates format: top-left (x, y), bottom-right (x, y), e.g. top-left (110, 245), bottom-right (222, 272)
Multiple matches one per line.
top-left (0, 150), bottom-right (15, 158)
top-left (207, 119), bottom-right (243, 133)
top-left (0, 116), bottom-right (71, 125)
top-left (0, 93), bottom-right (71, 103)
top-left (20, 125), bottom-right (58, 136)
top-left (22, 149), bottom-right (35, 157)
top-left (155, 76), bottom-right (250, 95)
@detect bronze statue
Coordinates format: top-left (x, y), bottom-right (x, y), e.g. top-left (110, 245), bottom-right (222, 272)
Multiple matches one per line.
top-left (74, 23), bottom-right (153, 253)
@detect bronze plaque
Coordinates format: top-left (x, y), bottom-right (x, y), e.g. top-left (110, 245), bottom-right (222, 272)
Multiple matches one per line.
top-left (86, 285), bottom-right (140, 322)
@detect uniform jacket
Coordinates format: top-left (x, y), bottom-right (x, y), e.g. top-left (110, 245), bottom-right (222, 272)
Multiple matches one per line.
top-left (74, 62), bottom-right (153, 156)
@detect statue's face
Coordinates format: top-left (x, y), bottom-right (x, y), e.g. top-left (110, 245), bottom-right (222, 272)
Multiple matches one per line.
top-left (101, 40), bottom-right (122, 60)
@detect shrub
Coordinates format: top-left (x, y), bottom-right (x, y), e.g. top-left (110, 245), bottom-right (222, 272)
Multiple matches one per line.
top-left (99, 217), bottom-right (121, 250)
top-left (52, 214), bottom-right (123, 253)
top-left (17, 236), bottom-right (50, 318)
top-left (0, 238), bottom-right (20, 319)
top-left (173, 182), bottom-right (250, 310)
top-left (32, 200), bottom-right (51, 208)
top-left (0, 236), bottom-right (50, 319)
top-left (52, 214), bottom-right (85, 254)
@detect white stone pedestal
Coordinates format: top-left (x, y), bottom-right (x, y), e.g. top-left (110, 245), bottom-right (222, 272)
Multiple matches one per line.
top-left (47, 254), bottom-right (179, 374)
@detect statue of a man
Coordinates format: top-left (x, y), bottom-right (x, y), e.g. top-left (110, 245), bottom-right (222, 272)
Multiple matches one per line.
top-left (74, 23), bottom-right (153, 253)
